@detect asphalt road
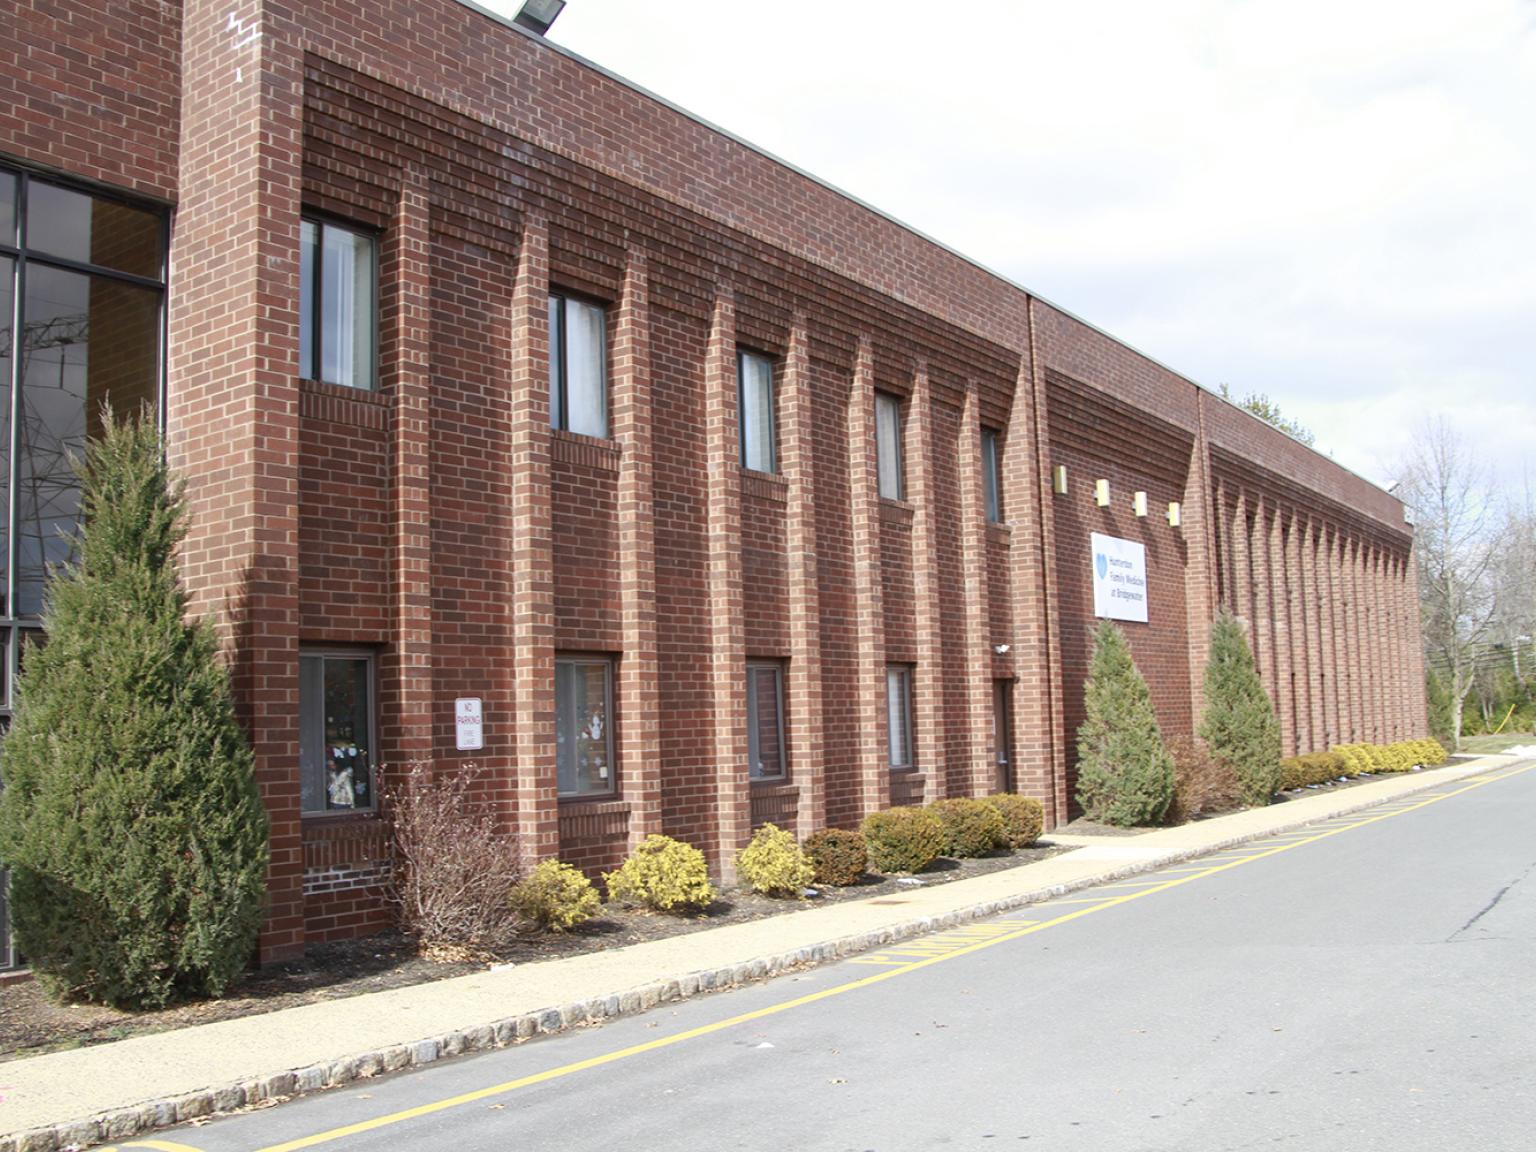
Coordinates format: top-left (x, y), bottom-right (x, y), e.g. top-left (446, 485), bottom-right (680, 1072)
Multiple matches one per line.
top-left (170, 762), bottom-right (1536, 1152)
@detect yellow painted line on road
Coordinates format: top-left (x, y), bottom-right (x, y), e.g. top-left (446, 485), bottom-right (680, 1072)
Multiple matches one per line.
top-left (249, 761), bottom-right (1536, 1152)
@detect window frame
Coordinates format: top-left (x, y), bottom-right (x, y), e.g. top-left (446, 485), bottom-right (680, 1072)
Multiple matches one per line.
top-left (298, 214), bottom-right (378, 392)
top-left (981, 426), bottom-right (1003, 522)
top-left (746, 659), bottom-right (788, 782)
top-left (555, 653), bottom-right (618, 799)
top-left (299, 647), bottom-right (379, 817)
top-left (885, 663), bottom-right (916, 772)
top-left (875, 390), bottom-right (905, 501)
top-left (548, 291), bottom-right (609, 438)
top-left (737, 349), bottom-right (778, 474)
top-left (993, 679), bottom-right (1013, 790)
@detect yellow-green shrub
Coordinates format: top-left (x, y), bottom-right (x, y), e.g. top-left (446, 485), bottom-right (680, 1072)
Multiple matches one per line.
top-left (1279, 750), bottom-right (1347, 789)
top-left (804, 829), bottom-right (868, 886)
top-left (929, 797), bottom-right (1008, 858)
top-left (1331, 744), bottom-right (1374, 775)
top-left (604, 834), bottom-right (716, 912)
top-left (1417, 738), bottom-right (1450, 766)
top-left (981, 793), bottom-right (1045, 848)
top-left (861, 806), bottom-right (945, 874)
top-left (736, 823), bottom-right (814, 897)
top-left (510, 860), bottom-right (601, 930)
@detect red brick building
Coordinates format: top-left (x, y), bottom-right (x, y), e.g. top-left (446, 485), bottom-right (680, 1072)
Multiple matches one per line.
top-left (0, 0), bottom-right (1426, 965)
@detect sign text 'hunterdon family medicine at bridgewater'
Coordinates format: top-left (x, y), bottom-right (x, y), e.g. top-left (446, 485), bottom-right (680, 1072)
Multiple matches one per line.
top-left (1091, 532), bottom-right (1149, 623)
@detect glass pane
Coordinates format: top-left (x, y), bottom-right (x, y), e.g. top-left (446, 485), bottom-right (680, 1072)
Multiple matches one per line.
top-left (886, 668), bottom-right (909, 768)
top-left (320, 225), bottom-right (373, 389)
top-left (299, 655), bottom-right (325, 812)
top-left (547, 295), bottom-right (562, 428)
top-left (0, 171), bottom-right (15, 245)
top-left (740, 353), bottom-right (775, 473)
top-left (983, 429), bottom-right (1001, 521)
top-left (0, 257), bottom-right (12, 612)
top-left (322, 657), bottom-right (372, 810)
top-left (557, 661), bottom-right (611, 795)
top-left (564, 297), bottom-right (606, 438)
top-left (17, 266), bottom-right (160, 614)
top-left (299, 219), bottom-right (317, 380)
top-left (750, 666), bottom-right (783, 779)
top-left (993, 681), bottom-right (1009, 766)
top-left (27, 182), bottom-right (161, 278)
top-left (876, 393), bottom-right (902, 500)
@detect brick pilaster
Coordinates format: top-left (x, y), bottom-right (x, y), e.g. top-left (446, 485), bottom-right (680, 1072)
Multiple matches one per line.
top-left (1323, 528), bottom-right (1346, 745)
top-left (1251, 499), bottom-right (1277, 711)
top-left (1232, 491), bottom-right (1253, 633)
top-left (613, 248), bottom-right (663, 847)
top-left (1183, 399), bottom-right (1217, 728)
top-left (781, 317), bottom-right (826, 834)
top-left (508, 215), bottom-right (557, 862)
top-left (1342, 536), bottom-right (1364, 742)
top-left (1270, 506), bottom-right (1295, 756)
top-left (957, 383), bottom-right (995, 795)
top-left (905, 363), bottom-right (945, 803)
top-left (1301, 519), bottom-right (1326, 750)
top-left (847, 337), bottom-right (890, 818)
top-left (1285, 510), bottom-right (1311, 754)
top-left (1404, 541), bottom-right (1429, 736)
top-left (704, 288), bottom-right (748, 879)
top-left (171, 0), bottom-right (305, 963)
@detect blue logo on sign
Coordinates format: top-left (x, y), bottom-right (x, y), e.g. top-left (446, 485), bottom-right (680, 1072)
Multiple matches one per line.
top-left (1095, 553), bottom-right (1108, 580)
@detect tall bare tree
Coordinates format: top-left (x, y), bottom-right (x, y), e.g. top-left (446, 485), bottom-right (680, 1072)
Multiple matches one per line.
top-left (1397, 418), bottom-right (1500, 747)
top-left (1491, 474), bottom-right (1536, 684)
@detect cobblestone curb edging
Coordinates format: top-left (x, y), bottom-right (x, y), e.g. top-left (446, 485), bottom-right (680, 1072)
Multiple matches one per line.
top-left (2, 759), bottom-right (1503, 1152)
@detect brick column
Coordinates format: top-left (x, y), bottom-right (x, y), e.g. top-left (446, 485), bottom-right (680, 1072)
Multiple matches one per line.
top-left (1383, 551), bottom-right (1403, 740)
top-left (781, 317), bottom-right (826, 834)
top-left (1301, 518), bottom-right (1325, 752)
top-left (958, 383), bottom-right (995, 795)
top-left (1343, 536), bottom-right (1365, 742)
top-left (171, 0), bottom-right (305, 962)
top-left (704, 288), bottom-right (748, 880)
top-left (906, 363), bottom-right (945, 803)
top-left (1317, 526), bottom-right (1340, 748)
top-left (847, 337), bottom-right (890, 818)
top-left (1403, 541), bottom-right (1429, 735)
top-left (1269, 507), bottom-right (1295, 756)
top-left (613, 249), bottom-right (662, 846)
top-left (508, 216), bottom-right (557, 862)
top-left (381, 169), bottom-right (435, 773)
top-left (1284, 510), bottom-right (1309, 754)
top-left (1182, 402), bottom-right (1218, 729)
top-left (1251, 499), bottom-right (1277, 711)
top-left (1366, 545), bottom-right (1385, 742)
top-left (1004, 344), bottom-right (1058, 819)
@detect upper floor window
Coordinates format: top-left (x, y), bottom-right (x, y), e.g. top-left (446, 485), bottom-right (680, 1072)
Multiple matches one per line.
top-left (885, 664), bottom-right (915, 772)
top-left (982, 427), bottom-right (1003, 522)
top-left (299, 650), bottom-right (376, 814)
top-left (875, 391), bottom-right (904, 500)
top-left (738, 350), bottom-right (777, 473)
top-left (299, 218), bottom-right (376, 391)
top-left (747, 661), bottom-right (786, 780)
top-left (548, 293), bottom-right (607, 438)
top-left (556, 655), bottom-right (615, 797)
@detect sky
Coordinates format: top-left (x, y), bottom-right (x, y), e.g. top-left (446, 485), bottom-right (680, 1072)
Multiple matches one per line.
top-left (484, 0), bottom-right (1536, 497)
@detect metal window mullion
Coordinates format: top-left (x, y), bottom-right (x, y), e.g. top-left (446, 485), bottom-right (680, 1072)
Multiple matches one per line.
top-left (16, 250), bottom-right (163, 291)
top-left (311, 220), bottom-right (325, 384)
top-left (736, 351), bottom-right (747, 468)
top-left (773, 663), bottom-right (787, 780)
top-left (7, 176), bottom-right (27, 700)
top-left (552, 295), bottom-right (568, 431)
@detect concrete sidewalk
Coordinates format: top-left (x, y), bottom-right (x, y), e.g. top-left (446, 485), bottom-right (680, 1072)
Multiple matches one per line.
top-left (0, 754), bottom-right (1519, 1151)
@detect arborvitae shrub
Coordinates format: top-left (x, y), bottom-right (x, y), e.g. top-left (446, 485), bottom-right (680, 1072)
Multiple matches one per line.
top-left (1166, 737), bottom-right (1241, 822)
top-left (604, 834), bottom-right (715, 911)
top-left (736, 823), bottom-right (814, 897)
top-left (1426, 671), bottom-right (1456, 747)
top-left (510, 860), bottom-right (600, 931)
top-left (0, 412), bottom-right (268, 1009)
top-left (981, 794), bottom-right (1045, 849)
top-left (861, 807), bottom-right (946, 874)
top-left (1075, 620), bottom-right (1176, 826)
top-left (929, 797), bottom-right (1008, 858)
top-left (803, 829), bottom-right (868, 886)
top-left (1199, 611), bottom-right (1282, 806)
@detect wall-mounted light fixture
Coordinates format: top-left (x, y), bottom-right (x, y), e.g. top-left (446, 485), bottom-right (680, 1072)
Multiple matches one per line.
top-left (1167, 501), bottom-right (1182, 528)
top-left (993, 643), bottom-right (1011, 656)
top-left (1133, 491), bottom-right (1148, 517)
top-left (513, 0), bottom-right (566, 35)
top-left (1094, 478), bottom-right (1110, 507)
top-left (1053, 465), bottom-right (1068, 495)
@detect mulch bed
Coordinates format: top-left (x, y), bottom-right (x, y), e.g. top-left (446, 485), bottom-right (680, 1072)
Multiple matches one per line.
top-left (0, 842), bottom-right (1070, 1064)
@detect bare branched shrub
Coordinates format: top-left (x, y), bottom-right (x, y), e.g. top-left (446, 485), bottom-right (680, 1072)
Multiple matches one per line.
top-left (1166, 737), bottom-right (1241, 824)
top-left (385, 762), bottom-right (522, 961)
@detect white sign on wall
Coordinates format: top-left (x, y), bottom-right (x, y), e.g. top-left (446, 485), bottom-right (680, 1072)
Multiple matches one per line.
top-left (1091, 532), bottom-right (1149, 623)
top-left (455, 697), bottom-right (484, 751)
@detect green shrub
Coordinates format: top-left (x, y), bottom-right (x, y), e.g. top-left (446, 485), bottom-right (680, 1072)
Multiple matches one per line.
top-left (1279, 750), bottom-right (1348, 789)
top-left (803, 828), bottom-right (868, 886)
top-left (736, 823), bottom-right (815, 897)
top-left (510, 860), bottom-right (601, 931)
top-left (1166, 737), bottom-right (1241, 821)
top-left (0, 413), bottom-right (268, 1010)
top-left (929, 797), bottom-right (1008, 858)
top-left (1332, 744), bottom-right (1373, 776)
top-left (1075, 620), bottom-right (1175, 826)
top-left (1198, 611), bottom-right (1282, 805)
top-left (981, 793), bottom-right (1045, 848)
top-left (604, 834), bottom-right (716, 912)
top-left (1418, 738), bottom-right (1450, 766)
top-left (1426, 670), bottom-right (1456, 747)
top-left (861, 806), bottom-right (946, 874)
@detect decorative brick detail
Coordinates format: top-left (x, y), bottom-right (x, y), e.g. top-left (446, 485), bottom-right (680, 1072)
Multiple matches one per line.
top-left (905, 365), bottom-right (945, 804)
top-left (847, 338), bottom-right (890, 820)
top-left (957, 384), bottom-right (995, 796)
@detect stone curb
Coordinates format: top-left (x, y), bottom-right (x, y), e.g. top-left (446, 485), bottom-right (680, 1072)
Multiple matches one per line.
top-left (2, 758), bottom-right (1505, 1152)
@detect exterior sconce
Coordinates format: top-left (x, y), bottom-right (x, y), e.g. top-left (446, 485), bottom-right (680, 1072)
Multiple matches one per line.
top-left (1094, 478), bottom-right (1110, 507)
top-left (1167, 501), bottom-right (1182, 528)
top-left (1133, 491), bottom-right (1148, 517)
top-left (1053, 465), bottom-right (1068, 495)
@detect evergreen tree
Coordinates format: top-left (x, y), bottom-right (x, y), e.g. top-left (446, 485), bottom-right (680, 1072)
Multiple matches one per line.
top-left (1425, 669), bottom-right (1456, 747)
top-left (1199, 610), bottom-right (1282, 806)
top-left (0, 411), bottom-right (268, 1009)
top-left (1075, 620), bottom-right (1175, 826)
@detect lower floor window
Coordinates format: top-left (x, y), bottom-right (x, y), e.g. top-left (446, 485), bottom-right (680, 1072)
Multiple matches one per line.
top-left (886, 664), bottom-right (914, 771)
top-left (556, 656), bottom-right (615, 797)
top-left (747, 661), bottom-right (786, 780)
top-left (300, 651), bottom-right (375, 813)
